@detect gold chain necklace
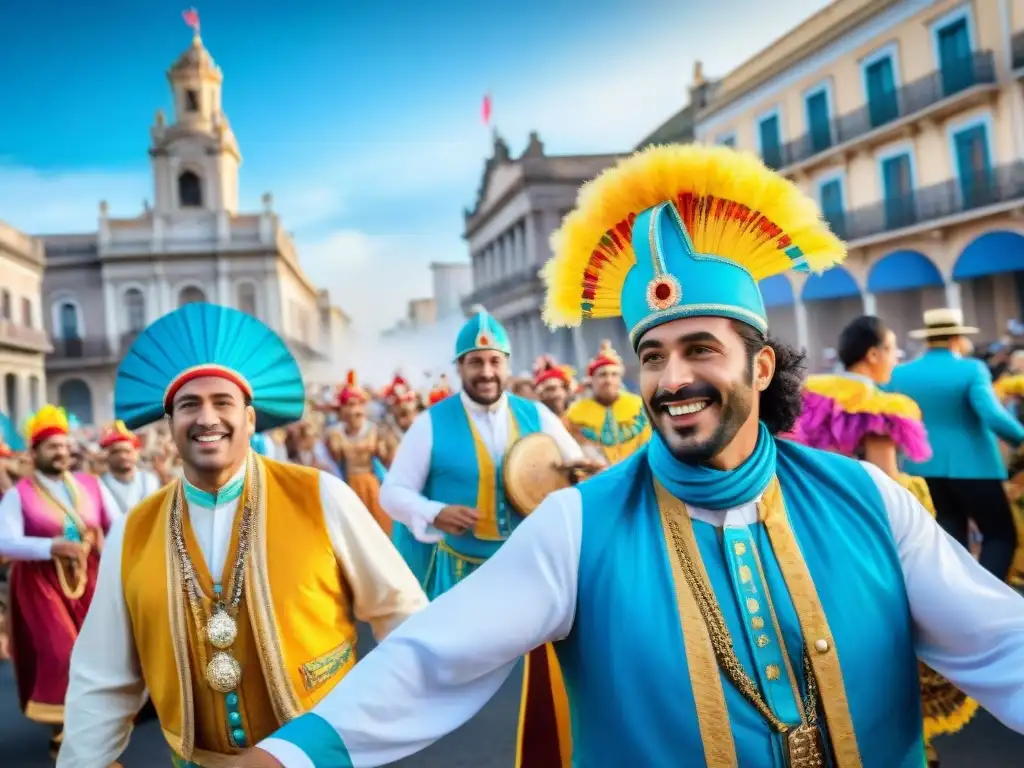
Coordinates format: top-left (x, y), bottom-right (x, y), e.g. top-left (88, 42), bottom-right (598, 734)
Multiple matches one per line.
top-left (662, 501), bottom-right (826, 768)
top-left (170, 459), bottom-right (258, 693)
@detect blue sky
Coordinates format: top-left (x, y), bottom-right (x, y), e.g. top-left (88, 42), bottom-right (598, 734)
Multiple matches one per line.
top-left (0, 0), bottom-right (829, 333)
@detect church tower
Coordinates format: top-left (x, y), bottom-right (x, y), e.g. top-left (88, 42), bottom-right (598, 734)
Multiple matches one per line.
top-left (150, 30), bottom-right (241, 214)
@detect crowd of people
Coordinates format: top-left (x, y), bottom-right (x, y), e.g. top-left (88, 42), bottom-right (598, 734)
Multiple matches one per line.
top-left (0, 143), bottom-right (1021, 768)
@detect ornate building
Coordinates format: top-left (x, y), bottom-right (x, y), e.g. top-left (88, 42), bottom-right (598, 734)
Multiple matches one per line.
top-left (0, 219), bottom-right (49, 429)
top-left (41, 32), bottom-right (345, 426)
top-left (462, 133), bottom-right (624, 375)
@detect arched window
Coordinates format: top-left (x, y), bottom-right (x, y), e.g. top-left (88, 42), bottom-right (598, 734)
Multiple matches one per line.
top-left (178, 171), bottom-right (203, 208)
top-left (124, 288), bottom-right (147, 332)
top-left (236, 282), bottom-right (257, 316)
top-left (58, 378), bottom-right (93, 426)
top-left (3, 373), bottom-right (17, 425)
top-left (59, 302), bottom-right (80, 339)
top-left (28, 375), bottom-right (40, 412)
top-left (178, 286), bottom-right (207, 307)
top-left (0, 289), bottom-right (10, 320)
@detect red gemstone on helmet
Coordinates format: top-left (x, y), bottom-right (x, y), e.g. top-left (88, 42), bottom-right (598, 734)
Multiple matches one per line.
top-left (479, 335), bottom-right (490, 345)
top-left (654, 282), bottom-right (672, 301)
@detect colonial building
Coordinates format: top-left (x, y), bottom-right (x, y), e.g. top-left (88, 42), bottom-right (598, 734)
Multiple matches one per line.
top-left (692, 0), bottom-right (1024, 363)
top-left (462, 133), bottom-right (624, 375)
top-left (430, 261), bottom-right (472, 319)
top-left (0, 219), bottom-right (49, 428)
top-left (41, 32), bottom-right (345, 425)
top-left (635, 61), bottom-right (719, 149)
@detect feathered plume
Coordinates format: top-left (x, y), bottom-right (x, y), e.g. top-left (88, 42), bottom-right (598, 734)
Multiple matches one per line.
top-left (24, 404), bottom-right (70, 446)
top-left (542, 143), bottom-right (846, 328)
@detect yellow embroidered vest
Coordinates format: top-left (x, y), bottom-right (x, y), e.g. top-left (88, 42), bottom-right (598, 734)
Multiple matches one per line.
top-left (566, 391), bottom-right (651, 465)
top-left (121, 457), bottom-right (357, 762)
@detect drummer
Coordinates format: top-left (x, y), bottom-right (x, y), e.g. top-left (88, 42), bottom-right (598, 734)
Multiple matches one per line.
top-left (378, 307), bottom-right (595, 600)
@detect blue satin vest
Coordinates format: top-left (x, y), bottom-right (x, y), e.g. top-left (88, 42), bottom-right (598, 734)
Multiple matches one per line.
top-left (424, 393), bottom-right (541, 559)
top-left (557, 439), bottom-right (924, 766)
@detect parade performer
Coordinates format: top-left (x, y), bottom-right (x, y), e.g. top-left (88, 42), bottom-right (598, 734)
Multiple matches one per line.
top-left (426, 373), bottom-right (452, 406)
top-left (58, 302), bottom-right (427, 767)
top-left (565, 339), bottom-right (650, 464)
top-left (532, 354), bottom-right (575, 421)
top-left (0, 405), bottom-right (120, 758)
top-left (792, 315), bottom-right (977, 766)
top-left (890, 307), bottom-right (1024, 580)
top-left (99, 420), bottom-right (162, 515)
top-left (241, 144), bottom-right (1024, 768)
top-left (322, 371), bottom-right (392, 536)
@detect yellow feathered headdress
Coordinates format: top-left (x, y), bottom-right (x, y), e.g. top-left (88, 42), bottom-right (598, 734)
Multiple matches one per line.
top-left (24, 404), bottom-right (71, 447)
top-left (542, 143), bottom-right (846, 347)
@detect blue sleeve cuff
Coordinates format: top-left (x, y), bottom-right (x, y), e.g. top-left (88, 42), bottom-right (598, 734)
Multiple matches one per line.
top-left (268, 713), bottom-right (352, 768)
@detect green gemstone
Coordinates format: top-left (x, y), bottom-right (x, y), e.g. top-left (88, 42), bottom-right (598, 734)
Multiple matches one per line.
top-left (228, 711), bottom-right (242, 726)
top-left (225, 692), bottom-right (239, 709)
top-left (232, 728), bottom-right (247, 746)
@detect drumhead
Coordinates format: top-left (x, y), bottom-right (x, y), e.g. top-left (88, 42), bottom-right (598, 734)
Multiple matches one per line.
top-left (503, 432), bottom-right (571, 516)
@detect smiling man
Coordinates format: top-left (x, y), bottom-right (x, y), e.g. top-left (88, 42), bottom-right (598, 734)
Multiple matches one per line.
top-left (57, 303), bottom-right (427, 768)
top-left (239, 146), bottom-right (1024, 768)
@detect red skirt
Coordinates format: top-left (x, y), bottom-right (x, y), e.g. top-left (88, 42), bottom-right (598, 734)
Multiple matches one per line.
top-left (8, 555), bottom-right (98, 724)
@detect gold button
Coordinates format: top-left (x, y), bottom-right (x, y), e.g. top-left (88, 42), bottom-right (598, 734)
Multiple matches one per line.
top-left (757, 634), bottom-right (770, 648)
top-left (746, 598), bottom-right (760, 613)
top-left (738, 565), bottom-right (752, 583)
top-left (766, 664), bottom-right (780, 681)
top-left (814, 638), bottom-right (830, 654)
top-left (751, 616), bottom-right (765, 630)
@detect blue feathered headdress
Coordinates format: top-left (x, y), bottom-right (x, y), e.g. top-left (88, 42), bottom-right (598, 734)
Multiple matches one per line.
top-left (114, 303), bottom-right (306, 431)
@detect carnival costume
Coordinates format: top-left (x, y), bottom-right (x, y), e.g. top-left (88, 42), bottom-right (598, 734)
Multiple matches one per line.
top-left (255, 146), bottom-right (1024, 768)
top-left (427, 374), bottom-right (452, 406)
top-left (58, 303), bottom-right (426, 767)
top-left (99, 420), bottom-right (162, 515)
top-left (327, 371), bottom-right (392, 536)
top-left (532, 354), bottom-right (575, 422)
top-left (0, 405), bottom-right (117, 740)
top-left (565, 340), bottom-right (649, 464)
top-left (794, 374), bottom-right (979, 751)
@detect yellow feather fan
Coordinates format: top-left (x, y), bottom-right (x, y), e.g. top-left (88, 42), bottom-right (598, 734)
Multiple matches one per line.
top-left (542, 143), bottom-right (847, 327)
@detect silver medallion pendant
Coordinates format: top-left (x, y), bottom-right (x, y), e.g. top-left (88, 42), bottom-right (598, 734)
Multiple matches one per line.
top-left (206, 651), bottom-right (242, 693)
top-left (206, 610), bottom-right (238, 650)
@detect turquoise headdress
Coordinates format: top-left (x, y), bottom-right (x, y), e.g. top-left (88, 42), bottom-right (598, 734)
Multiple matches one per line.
top-left (543, 144), bottom-right (846, 348)
top-left (454, 307), bottom-right (511, 361)
top-left (115, 303), bottom-right (306, 431)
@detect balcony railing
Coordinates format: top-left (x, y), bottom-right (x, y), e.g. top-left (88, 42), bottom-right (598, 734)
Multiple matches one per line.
top-left (824, 161), bottom-right (1024, 244)
top-left (769, 51), bottom-right (996, 172)
top-left (462, 267), bottom-right (543, 309)
top-left (47, 336), bottom-right (116, 360)
top-left (0, 320), bottom-right (51, 353)
top-left (1014, 30), bottom-right (1024, 72)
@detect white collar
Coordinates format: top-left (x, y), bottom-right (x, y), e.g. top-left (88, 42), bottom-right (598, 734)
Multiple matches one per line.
top-left (460, 391), bottom-right (507, 415)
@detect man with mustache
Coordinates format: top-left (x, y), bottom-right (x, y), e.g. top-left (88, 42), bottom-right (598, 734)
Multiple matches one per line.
top-left (99, 420), bottom-right (162, 516)
top-left (58, 303), bottom-right (427, 767)
top-left (239, 145), bottom-right (1024, 768)
top-left (565, 339), bottom-right (651, 464)
top-left (532, 354), bottom-right (575, 422)
top-left (0, 405), bottom-right (120, 758)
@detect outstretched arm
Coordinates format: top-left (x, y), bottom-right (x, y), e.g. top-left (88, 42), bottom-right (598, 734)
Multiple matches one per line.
top-left (246, 488), bottom-right (584, 768)
top-left (967, 362), bottom-right (1024, 446)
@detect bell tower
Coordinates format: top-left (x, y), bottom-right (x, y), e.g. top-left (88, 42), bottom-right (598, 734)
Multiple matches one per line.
top-left (149, 30), bottom-right (241, 214)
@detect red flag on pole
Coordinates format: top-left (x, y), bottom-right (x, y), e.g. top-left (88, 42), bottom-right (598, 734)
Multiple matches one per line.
top-left (481, 93), bottom-right (492, 127)
top-left (183, 8), bottom-right (200, 33)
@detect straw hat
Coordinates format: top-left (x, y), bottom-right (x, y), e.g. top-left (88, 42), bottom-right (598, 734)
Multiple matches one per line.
top-left (909, 308), bottom-right (979, 339)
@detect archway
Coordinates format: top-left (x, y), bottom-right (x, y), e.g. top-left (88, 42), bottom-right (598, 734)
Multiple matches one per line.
top-left (58, 378), bottom-right (94, 426)
top-left (801, 266), bottom-right (863, 370)
top-left (867, 250), bottom-right (945, 347)
top-left (758, 275), bottom-right (798, 349)
top-left (953, 231), bottom-right (1024, 343)
top-left (178, 285), bottom-right (207, 307)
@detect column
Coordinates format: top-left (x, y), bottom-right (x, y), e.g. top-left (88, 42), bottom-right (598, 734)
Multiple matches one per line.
top-left (513, 223), bottom-right (525, 271)
top-left (102, 280), bottom-right (120, 354)
top-left (530, 314), bottom-right (545, 360)
top-left (525, 213), bottom-right (538, 265)
top-left (794, 300), bottom-right (810, 353)
top-left (862, 292), bottom-right (877, 315)
top-left (572, 325), bottom-right (588, 371)
top-left (265, 267), bottom-right (283, 333)
top-left (216, 257), bottom-right (230, 306)
top-left (944, 281), bottom-right (963, 310)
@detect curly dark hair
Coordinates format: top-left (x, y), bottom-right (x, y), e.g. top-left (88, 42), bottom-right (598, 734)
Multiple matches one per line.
top-left (732, 321), bottom-right (806, 435)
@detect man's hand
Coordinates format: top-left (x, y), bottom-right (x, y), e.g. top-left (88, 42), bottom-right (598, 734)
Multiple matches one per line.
top-left (433, 505), bottom-right (480, 535)
top-left (556, 457), bottom-right (607, 482)
top-left (231, 747), bottom-right (284, 767)
top-left (51, 538), bottom-right (87, 561)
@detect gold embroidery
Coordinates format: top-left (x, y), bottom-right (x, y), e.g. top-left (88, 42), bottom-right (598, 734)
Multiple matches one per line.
top-left (739, 564), bottom-right (752, 582)
top-left (757, 634), bottom-right (771, 648)
top-left (766, 664), bottom-right (781, 681)
top-left (752, 616), bottom-right (765, 630)
top-left (746, 598), bottom-right (759, 613)
top-left (300, 641), bottom-right (354, 692)
top-left (733, 542), bottom-right (747, 556)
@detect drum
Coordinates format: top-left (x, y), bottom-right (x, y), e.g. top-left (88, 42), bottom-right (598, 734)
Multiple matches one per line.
top-left (503, 432), bottom-right (572, 516)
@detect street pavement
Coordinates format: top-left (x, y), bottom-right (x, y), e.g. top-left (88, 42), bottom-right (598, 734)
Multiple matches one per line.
top-left (2, 624), bottom-right (1022, 766)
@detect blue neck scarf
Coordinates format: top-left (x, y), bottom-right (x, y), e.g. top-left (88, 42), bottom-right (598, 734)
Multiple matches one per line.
top-left (647, 421), bottom-right (776, 510)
